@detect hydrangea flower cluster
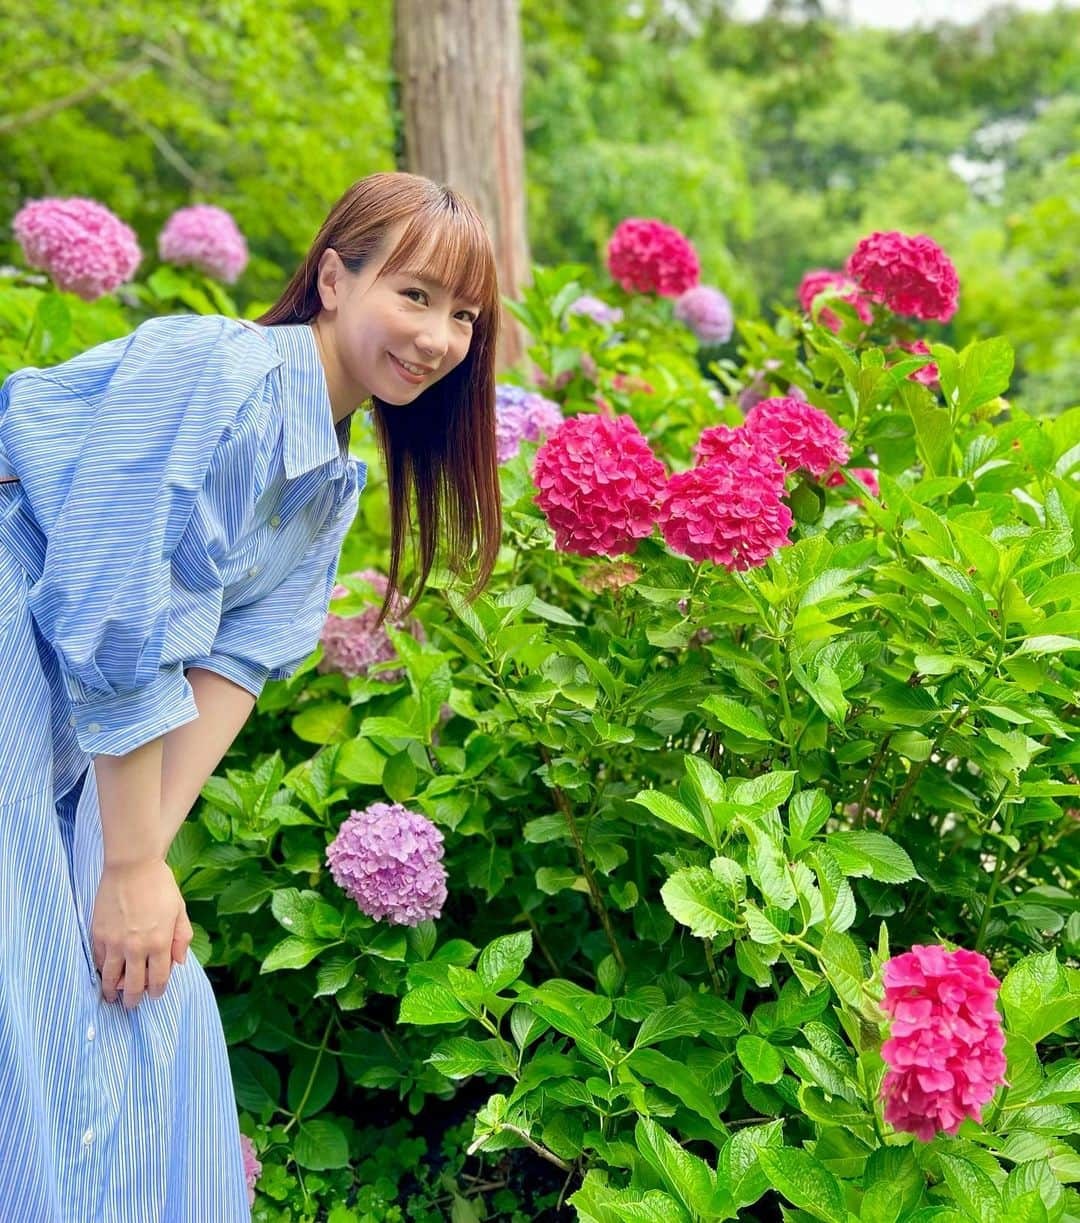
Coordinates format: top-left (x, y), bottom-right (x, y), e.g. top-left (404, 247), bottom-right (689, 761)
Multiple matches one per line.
top-left (239, 1134), bottom-right (261, 1207)
top-left (326, 802), bottom-right (448, 925)
top-left (495, 383), bottom-right (564, 463)
top-left (607, 218), bottom-right (700, 297)
top-left (826, 466), bottom-right (880, 499)
top-left (658, 457), bottom-right (793, 570)
top-left (745, 397), bottom-right (851, 478)
top-left (567, 294), bottom-right (624, 325)
top-left (532, 413), bottom-right (667, 557)
top-left (13, 196), bottom-right (141, 301)
top-left (673, 285), bottom-right (734, 344)
top-left (879, 944), bottom-right (1007, 1140)
top-left (694, 423), bottom-right (785, 490)
top-left (902, 339), bottom-right (941, 387)
top-left (580, 560), bottom-right (640, 594)
top-left (318, 569), bottom-right (424, 682)
top-left (797, 268), bottom-right (873, 333)
top-left (157, 203), bottom-right (249, 283)
top-left (847, 231), bottom-right (959, 322)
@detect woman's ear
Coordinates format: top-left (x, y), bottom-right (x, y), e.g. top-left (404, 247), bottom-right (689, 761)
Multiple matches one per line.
top-left (316, 248), bottom-right (346, 312)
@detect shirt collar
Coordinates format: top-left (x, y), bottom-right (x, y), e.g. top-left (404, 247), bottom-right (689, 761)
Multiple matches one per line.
top-left (256, 322), bottom-right (350, 480)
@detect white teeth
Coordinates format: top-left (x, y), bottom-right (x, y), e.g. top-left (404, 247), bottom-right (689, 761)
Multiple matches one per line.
top-left (395, 356), bottom-right (427, 375)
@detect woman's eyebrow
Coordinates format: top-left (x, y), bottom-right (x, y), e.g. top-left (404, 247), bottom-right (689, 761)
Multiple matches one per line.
top-left (399, 270), bottom-right (480, 305)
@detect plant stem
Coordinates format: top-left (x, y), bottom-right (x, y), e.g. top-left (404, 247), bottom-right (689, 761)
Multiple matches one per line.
top-left (283, 1015), bottom-right (333, 1134)
top-left (703, 940), bottom-right (723, 993)
top-left (771, 637), bottom-right (799, 770)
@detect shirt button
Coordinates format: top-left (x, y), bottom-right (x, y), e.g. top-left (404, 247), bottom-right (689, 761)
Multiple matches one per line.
top-left (87, 722), bottom-right (101, 734)
top-left (86, 1024), bottom-right (96, 1041)
top-left (269, 514), bottom-right (281, 528)
top-left (81, 1128), bottom-right (95, 1147)
top-left (247, 566), bottom-right (259, 578)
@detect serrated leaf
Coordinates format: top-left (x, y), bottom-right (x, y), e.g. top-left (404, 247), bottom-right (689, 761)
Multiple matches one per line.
top-left (826, 831), bottom-right (917, 883)
top-left (736, 1034), bottom-right (785, 1084)
top-left (757, 1146), bottom-right (847, 1223)
top-left (661, 867), bottom-right (739, 938)
top-left (701, 694), bottom-right (773, 741)
top-left (293, 1119), bottom-right (350, 1171)
top-left (476, 931), bottom-right (532, 992)
top-left (398, 983), bottom-right (471, 1026)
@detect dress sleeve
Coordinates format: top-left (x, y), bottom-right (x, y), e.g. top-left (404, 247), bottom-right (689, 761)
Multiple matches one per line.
top-left (185, 472), bottom-right (363, 698)
top-left (13, 315), bottom-right (272, 757)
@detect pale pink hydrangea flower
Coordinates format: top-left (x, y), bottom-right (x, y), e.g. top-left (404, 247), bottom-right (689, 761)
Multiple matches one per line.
top-left (239, 1134), bottom-right (261, 1207)
top-left (318, 569), bottom-right (425, 682)
top-left (797, 268), bottom-right (873, 332)
top-left (847, 231), bottom-right (959, 323)
top-left (744, 397), bottom-right (851, 478)
top-left (567, 294), bottom-right (624, 325)
top-left (532, 412), bottom-right (667, 557)
top-left (326, 802), bottom-right (448, 925)
top-left (879, 944), bottom-right (1007, 1141)
top-left (158, 204), bottom-right (249, 283)
top-left (673, 285), bottom-right (734, 344)
top-left (658, 453), bottom-right (793, 570)
top-left (13, 196), bottom-right (141, 301)
top-left (607, 218), bottom-right (700, 297)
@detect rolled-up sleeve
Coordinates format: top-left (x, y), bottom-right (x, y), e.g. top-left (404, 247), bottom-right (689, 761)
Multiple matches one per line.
top-left (14, 316), bottom-right (269, 756)
top-left (187, 471), bottom-right (363, 699)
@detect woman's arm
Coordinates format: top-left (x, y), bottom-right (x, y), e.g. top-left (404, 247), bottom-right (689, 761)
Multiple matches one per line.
top-left (160, 667), bottom-right (257, 847)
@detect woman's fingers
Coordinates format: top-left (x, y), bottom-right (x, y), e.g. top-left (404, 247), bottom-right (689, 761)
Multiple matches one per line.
top-left (120, 953), bottom-right (148, 1010)
top-left (171, 907), bottom-right (193, 965)
top-left (100, 949), bottom-right (125, 1004)
top-left (146, 948), bottom-right (173, 1001)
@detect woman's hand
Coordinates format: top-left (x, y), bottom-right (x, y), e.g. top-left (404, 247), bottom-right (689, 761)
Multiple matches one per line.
top-left (91, 858), bottom-right (191, 1009)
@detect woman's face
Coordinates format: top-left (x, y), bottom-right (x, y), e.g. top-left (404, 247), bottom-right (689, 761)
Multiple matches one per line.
top-left (314, 223), bottom-right (482, 410)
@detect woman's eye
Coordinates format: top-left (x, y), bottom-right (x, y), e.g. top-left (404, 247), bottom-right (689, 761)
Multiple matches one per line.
top-left (404, 288), bottom-right (428, 303)
top-left (456, 310), bottom-right (478, 323)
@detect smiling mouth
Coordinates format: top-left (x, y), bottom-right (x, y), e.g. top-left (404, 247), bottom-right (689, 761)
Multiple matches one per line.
top-left (390, 353), bottom-right (434, 376)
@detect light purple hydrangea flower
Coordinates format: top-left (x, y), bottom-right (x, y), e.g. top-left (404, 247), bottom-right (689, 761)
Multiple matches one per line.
top-left (567, 294), bottom-right (624, 326)
top-left (157, 203), bottom-right (249, 283)
top-left (495, 383), bottom-right (564, 463)
top-left (673, 285), bottom-right (734, 344)
top-left (13, 196), bottom-right (141, 301)
top-left (239, 1134), bottom-right (261, 1207)
top-left (318, 568), bottom-right (425, 681)
top-left (326, 802), bottom-right (448, 925)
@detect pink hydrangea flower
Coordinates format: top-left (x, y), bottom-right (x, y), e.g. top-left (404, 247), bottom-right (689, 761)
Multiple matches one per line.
top-left (847, 231), bottom-right (959, 323)
top-left (611, 372), bottom-right (655, 395)
top-left (580, 560), bottom-right (640, 594)
top-left (693, 423), bottom-right (785, 491)
top-left (318, 569), bottom-right (425, 681)
top-left (326, 801), bottom-right (448, 926)
top-left (658, 452), bottom-right (793, 570)
top-left (13, 196), bottom-right (141, 301)
top-left (744, 397), bottom-right (851, 478)
top-left (567, 294), bottom-right (624, 325)
top-left (879, 944), bottom-right (1007, 1141)
top-left (158, 203), bottom-right (249, 283)
top-left (607, 218), bottom-right (700, 297)
top-left (797, 268), bottom-right (873, 332)
top-left (903, 339), bottom-right (941, 387)
top-left (673, 285), bottom-right (734, 344)
top-left (826, 466), bottom-right (880, 499)
top-left (239, 1134), bottom-right (261, 1207)
top-left (532, 412), bottom-right (667, 557)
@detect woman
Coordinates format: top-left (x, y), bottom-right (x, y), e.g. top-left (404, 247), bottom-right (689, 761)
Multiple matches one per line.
top-left (0, 172), bottom-right (501, 1220)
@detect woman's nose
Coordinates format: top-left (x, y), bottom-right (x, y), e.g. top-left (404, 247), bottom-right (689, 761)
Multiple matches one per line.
top-left (416, 316), bottom-right (451, 358)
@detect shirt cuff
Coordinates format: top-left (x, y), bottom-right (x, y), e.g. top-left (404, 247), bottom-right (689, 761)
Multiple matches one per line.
top-left (67, 665), bottom-right (200, 756)
top-left (184, 653), bottom-right (270, 700)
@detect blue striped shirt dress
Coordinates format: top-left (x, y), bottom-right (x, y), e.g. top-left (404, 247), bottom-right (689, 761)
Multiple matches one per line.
top-left (0, 314), bottom-right (366, 1221)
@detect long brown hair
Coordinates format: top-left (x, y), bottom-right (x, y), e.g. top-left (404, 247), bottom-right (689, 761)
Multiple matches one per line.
top-left (259, 172), bottom-right (502, 628)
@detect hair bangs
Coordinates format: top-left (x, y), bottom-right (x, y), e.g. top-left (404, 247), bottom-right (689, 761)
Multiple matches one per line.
top-left (380, 203), bottom-right (497, 315)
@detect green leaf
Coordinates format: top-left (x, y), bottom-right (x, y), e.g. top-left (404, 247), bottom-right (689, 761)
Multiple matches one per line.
top-left (271, 888), bottom-right (343, 939)
top-left (956, 336), bottom-right (1014, 416)
top-left (732, 770), bottom-right (797, 811)
top-left (909, 394), bottom-right (953, 477)
top-left (1000, 951), bottom-right (1080, 1045)
top-left (427, 1036), bottom-right (512, 1079)
top-left (937, 1153), bottom-right (1003, 1223)
top-left (701, 694), bottom-right (774, 740)
top-left (757, 1146), bottom-right (847, 1223)
top-left (293, 1119), bottom-right (350, 1171)
top-left (230, 1047), bottom-right (281, 1111)
top-left (819, 930), bottom-right (865, 1010)
top-left (825, 832), bottom-right (917, 883)
top-left (716, 1120), bottom-right (784, 1213)
top-left (627, 1047), bottom-right (724, 1129)
top-left (261, 935), bottom-right (335, 973)
top-left (660, 867), bottom-right (739, 938)
top-left (476, 931), bottom-right (532, 992)
top-left (788, 790), bottom-right (832, 854)
top-left (398, 983), bottom-right (471, 1026)
top-left (634, 1117), bottom-right (716, 1216)
top-left (314, 954), bottom-right (359, 998)
top-left (736, 1034), bottom-right (785, 1084)
top-left (631, 790), bottom-right (710, 843)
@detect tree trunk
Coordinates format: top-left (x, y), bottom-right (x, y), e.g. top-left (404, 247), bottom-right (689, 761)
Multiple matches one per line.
top-left (394, 0), bottom-right (530, 370)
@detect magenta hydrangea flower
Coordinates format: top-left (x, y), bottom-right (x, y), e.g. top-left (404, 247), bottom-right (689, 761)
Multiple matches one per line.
top-left (797, 268), bottom-right (873, 333)
top-left (567, 294), bottom-right (624, 325)
top-left (693, 423), bottom-right (785, 490)
top-left (238, 1133), bottom-right (261, 1207)
top-left (744, 397), bottom-right (851, 478)
top-left (826, 466), bottom-right (880, 499)
top-left (157, 203), bottom-right (249, 283)
top-left (13, 196), bottom-right (141, 301)
top-left (673, 285), bottom-right (734, 344)
top-left (658, 452), bottom-right (793, 570)
top-left (326, 802), bottom-right (448, 926)
top-left (902, 339), bottom-right (941, 387)
top-left (847, 231), bottom-right (959, 323)
top-left (495, 383), bottom-right (564, 463)
top-left (318, 569), bottom-right (425, 681)
top-left (532, 412), bottom-right (667, 557)
top-left (607, 218), bottom-right (700, 297)
top-left (879, 944), bottom-right (1007, 1141)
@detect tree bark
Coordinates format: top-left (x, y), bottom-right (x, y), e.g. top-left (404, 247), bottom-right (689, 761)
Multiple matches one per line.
top-left (394, 0), bottom-right (530, 369)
